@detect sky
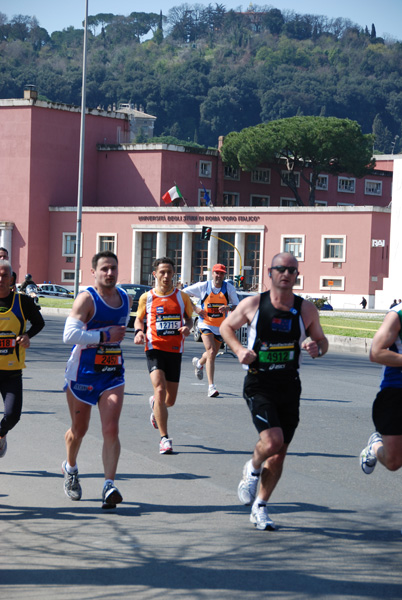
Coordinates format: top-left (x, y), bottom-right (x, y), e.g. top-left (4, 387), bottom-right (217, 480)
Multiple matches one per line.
top-left (1, 0), bottom-right (402, 41)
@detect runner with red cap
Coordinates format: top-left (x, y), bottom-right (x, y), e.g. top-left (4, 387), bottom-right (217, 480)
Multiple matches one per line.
top-left (185, 264), bottom-right (239, 397)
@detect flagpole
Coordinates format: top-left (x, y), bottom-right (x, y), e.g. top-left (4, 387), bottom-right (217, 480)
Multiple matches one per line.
top-left (74, 0), bottom-right (89, 297)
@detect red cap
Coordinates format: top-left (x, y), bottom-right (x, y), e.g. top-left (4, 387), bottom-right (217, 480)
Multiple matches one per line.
top-left (212, 263), bottom-right (227, 274)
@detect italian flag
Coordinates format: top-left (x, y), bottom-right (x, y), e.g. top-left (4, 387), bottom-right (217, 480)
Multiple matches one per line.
top-left (162, 185), bottom-right (183, 204)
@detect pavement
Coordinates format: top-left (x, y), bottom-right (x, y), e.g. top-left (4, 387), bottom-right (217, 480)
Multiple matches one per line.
top-left (1, 313), bottom-right (401, 599)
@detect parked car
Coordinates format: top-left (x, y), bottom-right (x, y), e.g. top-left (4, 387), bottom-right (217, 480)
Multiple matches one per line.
top-left (308, 297), bottom-right (334, 311)
top-left (118, 283), bottom-right (151, 328)
top-left (192, 290), bottom-right (257, 342)
top-left (37, 284), bottom-right (74, 298)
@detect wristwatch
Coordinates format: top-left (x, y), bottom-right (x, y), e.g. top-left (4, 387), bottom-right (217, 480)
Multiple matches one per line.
top-left (317, 347), bottom-right (323, 357)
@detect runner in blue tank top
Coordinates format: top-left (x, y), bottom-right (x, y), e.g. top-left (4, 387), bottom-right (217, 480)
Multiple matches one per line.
top-left (62, 251), bottom-right (132, 509)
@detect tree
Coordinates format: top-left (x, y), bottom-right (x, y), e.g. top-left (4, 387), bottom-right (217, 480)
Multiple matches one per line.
top-left (221, 116), bottom-right (375, 206)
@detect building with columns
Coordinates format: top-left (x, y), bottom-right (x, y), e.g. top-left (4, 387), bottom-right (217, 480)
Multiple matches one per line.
top-left (0, 93), bottom-right (398, 309)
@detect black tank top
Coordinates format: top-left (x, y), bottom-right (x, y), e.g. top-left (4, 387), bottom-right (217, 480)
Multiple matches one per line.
top-left (250, 290), bottom-right (304, 376)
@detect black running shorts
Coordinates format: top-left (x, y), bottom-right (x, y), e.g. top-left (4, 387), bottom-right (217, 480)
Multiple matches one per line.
top-left (243, 372), bottom-right (301, 444)
top-left (145, 349), bottom-right (182, 383)
top-left (373, 387), bottom-right (402, 436)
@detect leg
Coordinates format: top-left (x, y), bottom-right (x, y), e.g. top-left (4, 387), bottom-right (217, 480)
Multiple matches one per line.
top-left (98, 385), bottom-right (124, 481)
top-left (253, 427), bottom-right (287, 502)
top-left (65, 387), bottom-right (92, 468)
top-left (375, 435), bottom-right (402, 471)
top-left (0, 375), bottom-right (23, 437)
top-left (150, 369), bottom-right (179, 437)
top-left (199, 333), bottom-right (221, 386)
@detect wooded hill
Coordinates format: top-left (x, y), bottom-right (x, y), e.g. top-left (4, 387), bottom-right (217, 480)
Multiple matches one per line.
top-left (1, 5), bottom-right (401, 152)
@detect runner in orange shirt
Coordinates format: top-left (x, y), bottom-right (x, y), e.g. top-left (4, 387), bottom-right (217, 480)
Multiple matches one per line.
top-left (134, 257), bottom-right (193, 454)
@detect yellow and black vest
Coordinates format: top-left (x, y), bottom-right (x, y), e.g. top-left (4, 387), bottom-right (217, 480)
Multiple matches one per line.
top-left (0, 293), bottom-right (27, 370)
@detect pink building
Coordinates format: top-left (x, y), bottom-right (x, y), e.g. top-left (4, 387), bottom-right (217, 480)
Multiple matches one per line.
top-left (0, 93), bottom-right (394, 309)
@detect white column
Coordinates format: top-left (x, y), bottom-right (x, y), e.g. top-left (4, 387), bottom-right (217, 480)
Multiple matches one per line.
top-left (0, 222), bottom-right (14, 263)
top-left (156, 231), bottom-right (167, 258)
top-left (207, 234), bottom-right (218, 276)
top-left (132, 230), bottom-right (142, 283)
top-left (234, 232), bottom-right (245, 277)
top-left (182, 232), bottom-right (192, 286)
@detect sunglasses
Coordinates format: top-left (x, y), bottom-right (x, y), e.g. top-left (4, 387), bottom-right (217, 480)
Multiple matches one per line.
top-left (270, 266), bottom-right (298, 274)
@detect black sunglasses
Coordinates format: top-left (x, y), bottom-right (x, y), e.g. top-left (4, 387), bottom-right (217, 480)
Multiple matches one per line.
top-left (270, 266), bottom-right (298, 274)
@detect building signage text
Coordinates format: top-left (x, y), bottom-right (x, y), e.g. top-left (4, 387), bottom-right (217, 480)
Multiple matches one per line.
top-left (138, 215), bottom-right (260, 223)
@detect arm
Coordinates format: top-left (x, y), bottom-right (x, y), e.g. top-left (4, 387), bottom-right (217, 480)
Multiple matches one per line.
top-left (300, 300), bottom-right (329, 358)
top-left (17, 295), bottom-right (45, 348)
top-left (183, 282), bottom-right (207, 317)
top-left (178, 293), bottom-right (193, 337)
top-left (220, 295), bottom-right (260, 365)
top-left (134, 293), bottom-right (147, 345)
top-left (219, 283), bottom-right (239, 314)
top-left (370, 311), bottom-right (402, 366)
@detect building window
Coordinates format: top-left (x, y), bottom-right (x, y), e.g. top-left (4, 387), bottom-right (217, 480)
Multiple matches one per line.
top-left (245, 233), bottom-right (260, 289)
top-left (281, 235), bottom-right (305, 261)
top-left (62, 270), bottom-right (81, 283)
top-left (337, 202), bottom-right (355, 207)
top-left (250, 195), bottom-right (269, 207)
top-left (224, 166), bottom-right (240, 180)
top-left (199, 161), bottom-right (212, 178)
top-left (293, 274), bottom-right (303, 290)
top-left (251, 168), bottom-right (270, 184)
top-left (315, 200), bottom-right (327, 207)
top-left (223, 192), bottom-right (239, 207)
top-left (167, 233), bottom-right (182, 282)
top-left (198, 188), bottom-right (211, 206)
top-left (320, 276), bottom-right (345, 291)
top-left (365, 180), bottom-right (382, 196)
top-left (315, 175), bottom-right (328, 190)
top-left (322, 235), bottom-right (346, 262)
top-left (280, 197), bottom-right (297, 207)
top-left (63, 233), bottom-right (77, 256)
top-left (338, 177), bottom-right (355, 193)
top-left (141, 232), bottom-right (157, 285)
top-left (281, 171), bottom-right (300, 187)
top-left (218, 233), bottom-right (235, 278)
top-left (97, 234), bottom-right (116, 254)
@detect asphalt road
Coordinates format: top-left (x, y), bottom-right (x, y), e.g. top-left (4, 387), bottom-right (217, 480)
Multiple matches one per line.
top-left (1, 315), bottom-right (402, 599)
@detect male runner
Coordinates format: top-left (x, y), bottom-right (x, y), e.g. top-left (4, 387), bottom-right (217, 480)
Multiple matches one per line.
top-left (134, 257), bottom-right (193, 454)
top-left (0, 259), bottom-right (44, 457)
top-left (221, 252), bottom-right (328, 531)
top-left (63, 251), bottom-right (131, 509)
top-left (185, 264), bottom-right (238, 397)
top-left (360, 301), bottom-right (402, 480)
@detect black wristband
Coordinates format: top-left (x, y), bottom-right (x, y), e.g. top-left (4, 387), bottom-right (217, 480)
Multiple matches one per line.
top-left (134, 328), bottom-right (143, 336)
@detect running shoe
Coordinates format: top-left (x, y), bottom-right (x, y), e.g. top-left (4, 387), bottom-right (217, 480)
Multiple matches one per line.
top-left (149, 395), bottom-right (158, 429)
top-left (192, 357), bottom-right (204, 380)
top-left (250, 501), bottom-right (276, 531)
top-left (102, 481), bottom-right (123, 509)
top-left (0, 435), bottom-right (7, 458)
top-left (160, 437), bottom-right (173, 454)
top-left (237, 459), bottom-right (259, 505)
top-left (62, 460), bottom-right (82, 501)
top-left (360, 431), bottom-right (383, 474)
top-left (208, 384), bottom-right (219, 398)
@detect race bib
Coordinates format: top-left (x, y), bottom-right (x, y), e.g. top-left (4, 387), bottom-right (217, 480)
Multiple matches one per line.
top-left (0, 331), bottom-right (17, 355)
top-left (207, 303), bottom-right (224, 318)
top-left (258, 342), bottom-right (295, 367)
top-left (94, 345), bottom-right (122, 373)
top-left (156, 314), bottom-right (181, 336)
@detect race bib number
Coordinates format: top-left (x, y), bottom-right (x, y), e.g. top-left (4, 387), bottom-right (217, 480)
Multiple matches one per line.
top-left (207, 303), bottom-right (224, 318)
top-left (0, 331), bottom-right (17, 355)
top-left (258, 342), bottom-right (295, 366)
top-left (156, 314), bottom-right (181, 336)
top-left (94, 345), bottom-right (122, 373)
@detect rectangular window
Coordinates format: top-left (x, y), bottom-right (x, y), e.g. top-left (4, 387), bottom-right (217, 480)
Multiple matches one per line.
top-left (337, 202), bottom-right (355, 207)
top-left (321, 235), bottom-right (346, 262)
top-left (223, 192), bottom-right (239, 207)
top-left (97, 234), bottom-right (117, 254)
top-left (280, 197), bottom-right (297, 207)
top-left (365, 180), bottom-right (382, 195)
top-left (199, 161), bottom-right (212, 178)
top-left (198, 188), bottom-right (212, 206)
top-left (338, 177), bottom-right (355, 193)
top-left (281, 235), bottom-right (305, 261)
top-left (316, 175), bottom-right (328, 190)
top-left (250, 195), bottom-right (269, 207)
top-left (315, 200), bottom-right (327, 207)
top-left (293, 274), bottom-right (303, 290)
top-left (251, 168), bottom-right (270, 184)
top-left (281, 171), bottom-right (300, 187)
top-left (63, 233), bottom-right (76, 256)
top-left (62, 270), bottom-right (81, 283)
top-left (320, 276), bottom-right (345, 291)
top-left (224, 166), bottom-right (240, 180)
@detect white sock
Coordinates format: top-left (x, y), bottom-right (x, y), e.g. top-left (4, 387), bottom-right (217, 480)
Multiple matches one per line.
top-left (247, 461), bottom-right (261, 477)
top-left (255, 496), bottom-right (267, 506)
top-left (66, 462), bottom-right (78, 474)
top-left (197, 360), bottom-right (202, 369)
top-left (104, 479), bottom-right (114, 487)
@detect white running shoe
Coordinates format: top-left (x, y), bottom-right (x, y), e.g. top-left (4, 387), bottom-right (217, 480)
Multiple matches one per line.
top-left (250, 502), bottom-right (276, 531)
top-left (149, 395), bottom-right (158, 429)
top-left (192, 357), bottom-right (204, 380)
top-left (360, 432), bottom-right (382, 474)
top-left (208, 384), bottom-right (219, 398)
top-left (160, 437), bottom-right (173, 454)
top-left (237, 459), bottom-right (259, 505)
